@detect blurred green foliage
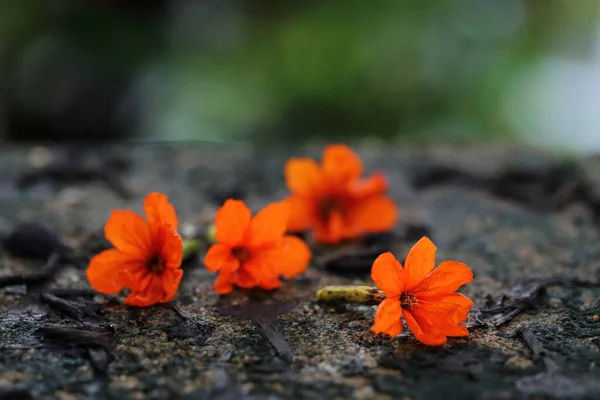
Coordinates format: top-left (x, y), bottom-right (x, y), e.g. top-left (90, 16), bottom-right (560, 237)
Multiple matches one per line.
top-left (1, 0), bottom-right (599, 143)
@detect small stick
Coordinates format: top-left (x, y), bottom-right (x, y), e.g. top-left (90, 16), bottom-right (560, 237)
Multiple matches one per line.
top-left (171, 302), bottom-right (193, 320)
top-left (0, 252), bottom-right (61, 289)
top-left (518, 327), bottom-right (559, 372)
top-left (0, 273), bottom-right (48, 288)
top-left (253, 316), bottom-right (293, 364)
top-left (36, 325), bottom-right (111, 351)
top-left (47, 288), bottom-right (97, 298)
top-left (40, 292), bottom-right (101, 321)
top-left (219, 299), bottom-right (299, 363)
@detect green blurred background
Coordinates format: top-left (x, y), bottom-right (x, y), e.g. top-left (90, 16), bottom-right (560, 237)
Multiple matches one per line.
top-left (1, 0), bottom-right (599, 148)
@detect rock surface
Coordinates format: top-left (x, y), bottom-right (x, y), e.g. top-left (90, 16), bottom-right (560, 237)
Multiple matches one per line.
top-left (1, 143), bottom-right (600, 400)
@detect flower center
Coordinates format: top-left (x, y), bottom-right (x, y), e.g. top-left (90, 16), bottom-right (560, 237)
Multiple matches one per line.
top-left (146, 255), bottom-right (164, 274)
top-left (231, 246), bottom-right (251, 263)
top-left (318, 196), bottom-right (343, 220)
top-left (400, 292), bottom-right (417, 310)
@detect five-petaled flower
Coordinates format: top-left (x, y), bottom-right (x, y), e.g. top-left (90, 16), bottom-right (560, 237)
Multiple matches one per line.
top-left (284, 144), bottom-right (398, 244)
top-left (86, 192), bottom-right (183, 307)
top-left (204, 199), bottom-right (311, 294)
top-left (370, 237), bottom-right (474, 346)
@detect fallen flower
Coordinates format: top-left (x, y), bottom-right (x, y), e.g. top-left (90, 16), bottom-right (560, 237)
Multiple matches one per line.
top-left (86, 192), bottom-right (183, 307)
top-left (204, 199), bottom-right (311, 294)
top-left (284, 144), bottom-right (398, 244)
top-left (371, 237), bottom-right (474, 345)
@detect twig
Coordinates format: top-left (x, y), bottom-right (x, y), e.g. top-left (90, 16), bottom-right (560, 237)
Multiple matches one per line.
top-left (219, 299), bottom-right (299, 363)
top-left (36, 325), bottom-right (111, 351)
top-left (253, 316), bottom-right (293, 364)
top-left (518, 327), bottom-right (558, 372)
top-left (40, 292), bottom-right (101, 321)
top-left (0, 252), bottom-right (61, 290)
top-left (47, 288), bottom-right (97, 298)
top-left (171, 301), bottom-right (194, 320)
top-left (481, 276), bottom-right (600, 327)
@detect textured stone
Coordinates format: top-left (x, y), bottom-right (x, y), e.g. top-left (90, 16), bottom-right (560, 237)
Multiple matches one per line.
top-left (1, 143), bottom-right (600, 400)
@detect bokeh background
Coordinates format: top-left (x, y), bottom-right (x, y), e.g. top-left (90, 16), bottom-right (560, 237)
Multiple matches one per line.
top-left (1, 0), bottom-right (599, 150)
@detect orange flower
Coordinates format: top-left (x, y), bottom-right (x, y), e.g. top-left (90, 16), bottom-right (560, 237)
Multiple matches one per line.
top-left (86, 192), bottom-right (183, 307)
top-left (204, 199), bottom-right (311, 294)
top-left (370, 237), bottom-right (473, 346)
top-left (284, 144), bottom-right (398, 244)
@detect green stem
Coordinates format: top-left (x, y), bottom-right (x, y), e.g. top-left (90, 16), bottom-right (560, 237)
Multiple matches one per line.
top-left (182, 238), bottom-right (201, 259)
top-left (316, 285), bottom-right (385, 305)
top-left (206, 223), bottom-right (217, 244)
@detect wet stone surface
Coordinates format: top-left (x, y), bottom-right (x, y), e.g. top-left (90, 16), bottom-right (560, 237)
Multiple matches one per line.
top-left (1, 143), bottom-right (600, 400)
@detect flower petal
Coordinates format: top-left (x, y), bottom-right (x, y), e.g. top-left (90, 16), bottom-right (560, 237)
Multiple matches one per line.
top-left (144, 192), bottom-right (178, 230)
top-left (322, 144), bottom-right (363, 184)
top-left (403, 309), bottom-right (447, 346)
top-left (204, 243), bottom-right (239, 272)
top-left (413, 303), bottom-right (469, 337)
top-left (120, 266), bottom-right (152, 293)
top-left (371, 297), bottom-right (403, 337)
top-left (124, 291), bottom-right (154, 307)
top-left (124, 271), bottom-right (178, 307)
top-left (247, 201), bottom-right (289, 247)
top-left (403, 237), bottom-right (437, 290)
top-left (242, 251), bottom-right (277, 284)
top-left (215, 199), bottom-right (252, 246)
top-left (214, 270), bottom-right (235, 294)
top-left (161, 268), bottom-right (183, 301)
top-left (445, 293), bottom-right (474, 325)
top-left (259, 277), bottom-right (283, 291)
top-left (350, 173), bottom-right (388, 198)
top-left (346, 196), bottom-right (398, 237)
top-left (155, 224), bottom-right (183, 270)
top-left (105, 210), bottom-right (151, 255)
top-left (86, 249), bottom-right (144, 294)
top-left (250, 236), bottom-right (311, 280)
top-left (285, 195), bottom-right (314, 232)
top-left (371, 252), bottom-right (404, 296)
top-left (276, 236), bottom-right (311, 278)
top-left (233, 266), bottom-right (261, 288)
top-left (412, 261), bottom-right (473, 297)
top-left (418, 293), bottom-right (474, 325)
top-left (285, 158), bottom-right (321, 195)
top-left (408, 296), bottom-right (472, 340)
top-left (313, 211), bottom-right (345, 244)
top-left (438, 322), bottom-right (469, 337)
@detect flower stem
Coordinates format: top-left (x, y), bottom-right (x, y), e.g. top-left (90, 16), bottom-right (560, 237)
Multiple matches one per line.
top-left (206, 223), bottom-right (217, 244)
top-left (316, 285), bottom-right (386, 305)
top-left (182, 238), bottom-right (201, 260)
